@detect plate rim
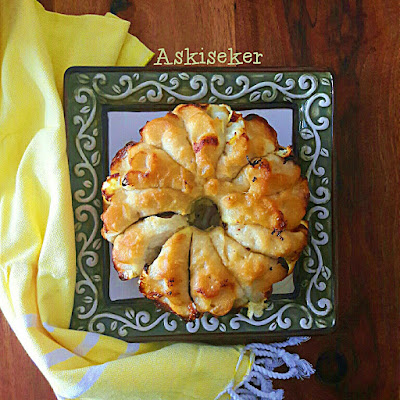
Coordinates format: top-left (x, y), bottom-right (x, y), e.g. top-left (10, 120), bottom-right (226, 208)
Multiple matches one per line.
top-left (64, 67), bottom-right (336, 342)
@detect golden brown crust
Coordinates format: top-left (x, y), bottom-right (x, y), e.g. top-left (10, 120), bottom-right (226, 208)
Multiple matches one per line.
top-left (217, 192), bottom-right (287, 230)
top-left (102, 173), bottom-right (121, 203)
top-left (216, 113), bottom-right (278, 180)
top-left (101, 104), bottom-right (310, 320)
top-left (226, 223), bottom-right (308, 262)
top-left (173, 104), bottom-right (227, 179)
top-left (112, 215), bottom-right (188, 280)
top-left (122, 144), bottom-right (197, 194)
top-left (233, 154), bottom-right (301, 196)
top-left (215, 176), bottom-right (308, 230)
top-left (140, 113), bottom-right (197, 174)
top-left (139, 228), bottom-right (198, 321)
top-left (101, 188), bottom-right (193, 241)
top-left (244, 114), bottom-right (278, 142)
top-left (190, 228), bottom-right (241, 316)
top-left (110, 141), bottom-right (137, 175)
top-left (210, 227), bottom-right (288, 303)
top-left (268, 177), bottom-right (309, 229)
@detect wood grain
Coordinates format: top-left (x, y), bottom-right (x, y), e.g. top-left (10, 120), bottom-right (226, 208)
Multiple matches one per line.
top-left (0, 312), bottom-right (55, 399)
top-left (1, 0), bottom-right (399, 398)
top-left (119, 0), bottom-right (236, 66)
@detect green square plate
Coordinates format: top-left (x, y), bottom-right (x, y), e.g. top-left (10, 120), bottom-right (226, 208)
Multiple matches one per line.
top-left (64, 67), bottom-right (335, 342)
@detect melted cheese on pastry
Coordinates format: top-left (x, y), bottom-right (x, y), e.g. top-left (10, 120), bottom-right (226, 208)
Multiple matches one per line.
top-left (216, 113), bottom-right (278, 180)
top-left (190, 228), bottom-right (242, 315)
top-left (140, 113), bottom-right (197, 174)
top-left (101, 104), bottom-right (310, 320)
top-left (122, 144), bottom-right (197, 194)
top-left (101, 188), bottom-right (193, 242)
top-left (217, 192), bottom-right (286, 230)
top-left (139, 227), bottom-right (197, 320)
top-left (226, 222), bottom-right (308, 262)
top-left (232, 153), bottom-right (301, 196)
top-left (209, 227), bottom-right (287, 304)
top-left (112, 215), bottom-right (188, 280)
top-left (173, 104), bottom-right (227, 179)
top-left (216, 177), bottom-right (308, 230)
top-left (268, 177), bottom-right (309, 229)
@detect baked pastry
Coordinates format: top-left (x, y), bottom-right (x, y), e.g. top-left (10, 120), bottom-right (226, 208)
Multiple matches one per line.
top-left (139, 227), bottom-right (198, 320)
top-left (101, 104), bottom-right (309, 321)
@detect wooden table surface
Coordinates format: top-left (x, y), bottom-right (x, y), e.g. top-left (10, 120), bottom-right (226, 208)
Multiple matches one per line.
top-left (1, 0), bottom-right (399, 399)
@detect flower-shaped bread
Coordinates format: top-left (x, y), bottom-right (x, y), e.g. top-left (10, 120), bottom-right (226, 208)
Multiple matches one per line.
top-left (101, 104), bottom-right (309, 321)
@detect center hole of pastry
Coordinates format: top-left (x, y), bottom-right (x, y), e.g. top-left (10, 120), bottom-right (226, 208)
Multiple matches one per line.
top-left (189, 198), bottom-right (221, 231)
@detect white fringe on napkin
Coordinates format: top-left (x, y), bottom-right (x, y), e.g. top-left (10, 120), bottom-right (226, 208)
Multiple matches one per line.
top-left (215, 337), bottom-right (315, 400)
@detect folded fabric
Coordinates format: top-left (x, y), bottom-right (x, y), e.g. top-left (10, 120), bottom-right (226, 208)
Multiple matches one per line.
top-left (0, 1), bottom-right (251, 399)
top-left (0, 1), bottom-right (313, 399)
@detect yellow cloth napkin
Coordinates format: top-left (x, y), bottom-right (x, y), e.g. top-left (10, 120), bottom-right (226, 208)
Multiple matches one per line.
top-left (0, 0), bottom-right (250, 399)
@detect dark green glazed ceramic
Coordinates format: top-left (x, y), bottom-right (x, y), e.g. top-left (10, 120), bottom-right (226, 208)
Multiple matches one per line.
top-left (64, 67), bottom-right (335, 342)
